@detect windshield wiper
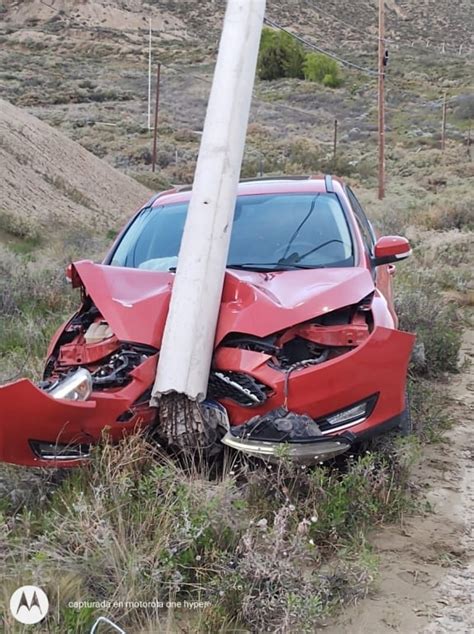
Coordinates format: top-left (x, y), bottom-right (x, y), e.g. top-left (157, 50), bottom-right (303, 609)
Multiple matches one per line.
top-left (227, 262), bottom-right (325, 271)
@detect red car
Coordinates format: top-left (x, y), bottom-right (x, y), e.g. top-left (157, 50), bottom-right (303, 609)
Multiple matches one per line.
top-left (0, 176), bottom-right (414, 467)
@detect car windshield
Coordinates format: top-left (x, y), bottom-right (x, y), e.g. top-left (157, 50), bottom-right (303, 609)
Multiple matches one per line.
top-left (110, 193), bottom-right (354, 271)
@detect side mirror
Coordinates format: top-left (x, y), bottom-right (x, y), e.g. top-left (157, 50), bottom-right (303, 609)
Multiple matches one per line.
top-left (65, 263), bottom-right (73, 284)
top-left (373, 236), bottom-right (412, 266)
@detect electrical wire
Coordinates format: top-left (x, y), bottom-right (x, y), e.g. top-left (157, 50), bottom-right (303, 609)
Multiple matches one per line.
top-left (302, 0), bottom-right (471, 59)
top-left (302, 0), bottom-right (389, 43)
top-left (264, 16), bottom-right (379, 76)
top-left (159, 60), bottom-right (358, 128)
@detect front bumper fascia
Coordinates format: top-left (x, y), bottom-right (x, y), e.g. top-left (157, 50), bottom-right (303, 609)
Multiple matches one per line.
top-left (221, 410), bottom-right (405, 462)
top-left (221, 432), bottom-right (353, 462)
top-left (0, 356), bottom-right (158, 467)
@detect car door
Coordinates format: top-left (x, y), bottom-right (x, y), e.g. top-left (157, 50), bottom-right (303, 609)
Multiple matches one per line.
top-left (346, 188), bottom-right (397, 322)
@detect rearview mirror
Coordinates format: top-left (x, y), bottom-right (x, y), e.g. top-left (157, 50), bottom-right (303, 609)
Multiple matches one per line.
top-left (373, 236), bottom-right (411, 266)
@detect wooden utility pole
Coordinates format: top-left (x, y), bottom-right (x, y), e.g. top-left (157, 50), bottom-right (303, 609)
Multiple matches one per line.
top-left (333, 118), bottom-right (338, 161)
top-left (147, 18), bottom-right (152, 130)
top-left (151, 63), bottom-right (161, 172)
top-left (377, 0), bottom-right (385, 200)
top-left (441, 92), bottom-right (447, 151)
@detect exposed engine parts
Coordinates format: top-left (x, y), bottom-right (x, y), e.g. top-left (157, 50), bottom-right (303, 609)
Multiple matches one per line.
top-left (43, 300), bottom-right (157, 392)
top-left (219, 299), bottom-right (372, 374)
top-left (90, 348), bottom-right (151, 389)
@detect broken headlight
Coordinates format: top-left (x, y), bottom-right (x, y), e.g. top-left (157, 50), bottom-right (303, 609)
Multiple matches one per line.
top-left (48, 368), bottom-right (93, 401)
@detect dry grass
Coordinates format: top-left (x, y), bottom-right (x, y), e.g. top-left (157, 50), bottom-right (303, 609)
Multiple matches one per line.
top-left (0, 433), bottom-right (417, 633)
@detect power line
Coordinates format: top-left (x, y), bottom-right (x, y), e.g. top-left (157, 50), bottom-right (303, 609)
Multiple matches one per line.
top-left (160, 60), bottom-right (342, 131)
top-left (303, 0), bottom-right (472, 59)
top-left (263, 16), bottom-right (379, 76)
top-left (339, 0), bottom-right (471, 54)
top-left (303, 0), bottom-right (387, 43)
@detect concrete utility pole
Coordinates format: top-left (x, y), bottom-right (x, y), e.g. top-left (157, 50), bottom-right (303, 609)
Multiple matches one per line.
top-left (151, 63), bottom-right (161, 172)
top-left (151, 0), bottom-right (266, 440)
top-left (441, 92), bottom-right (447, 151)
top-left (333, 118), bottom-right (338, 161)
top-left (377, 0), bottom-right (385, 200)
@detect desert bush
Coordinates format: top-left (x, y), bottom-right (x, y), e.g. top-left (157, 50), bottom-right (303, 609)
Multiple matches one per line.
top-left (0, 209), bottom-right (41, 243)
top-left (286, 138), bottom-right (322, 171)
top-left (322, 153), bottom-right (354, 177)
top-left (174, 128), bottom-right (198, 143)
top-left (257, 28), bottom-right (305, 81)
top-left (132, 171), bottom-right (172, 191)
top-left (395, 270), bottom-right (462, 376)
top-left (454, 93), bottom-right (474, 120)
top-left (408, 377), bottom-right (453, 442)
top-left (303, 52), bottom-right (342, 87)
top-left (420, 200), bottom-right (473, 231)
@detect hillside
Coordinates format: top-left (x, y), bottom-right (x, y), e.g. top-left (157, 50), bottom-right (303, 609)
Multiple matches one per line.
top-left (0, 98), bottom-right (151, 243)
top-left (0, 0), bottom-right (472, 189)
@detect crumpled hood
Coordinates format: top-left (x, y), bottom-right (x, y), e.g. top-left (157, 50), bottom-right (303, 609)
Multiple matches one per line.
top-left (71, 261), bottom-right (375, 347)
top-left (217, 267), bottom-right (374, 339)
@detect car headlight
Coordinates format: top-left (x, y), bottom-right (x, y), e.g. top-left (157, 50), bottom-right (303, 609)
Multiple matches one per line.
top-left (48, 368), bottom-right (93, 401)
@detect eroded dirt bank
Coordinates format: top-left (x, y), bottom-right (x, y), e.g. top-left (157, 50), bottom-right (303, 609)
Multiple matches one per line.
top-left (325, 325), bottom-right (474, 633)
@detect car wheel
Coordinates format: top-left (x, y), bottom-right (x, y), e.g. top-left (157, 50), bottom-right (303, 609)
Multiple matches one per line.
top-left (398, 390), bottom-right (413, 436)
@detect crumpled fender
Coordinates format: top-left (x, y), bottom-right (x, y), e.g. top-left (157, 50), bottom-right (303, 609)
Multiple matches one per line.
top-left (214, 325), bottom-right (416, 428)
top-left (0, 379), bottom-right (96, 465)
top-left (0, 355), bottom-right (158, 466)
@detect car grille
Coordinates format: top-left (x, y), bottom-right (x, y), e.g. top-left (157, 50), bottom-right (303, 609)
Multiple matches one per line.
top-left (207, 371), bottom-right (269, 407)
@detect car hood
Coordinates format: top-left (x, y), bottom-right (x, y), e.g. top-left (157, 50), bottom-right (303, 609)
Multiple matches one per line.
top-left (71, 261), bottom-right (375, 347)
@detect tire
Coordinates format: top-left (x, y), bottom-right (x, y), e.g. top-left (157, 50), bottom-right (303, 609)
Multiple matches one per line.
top-left (398, 390), bottom-right (413, 436)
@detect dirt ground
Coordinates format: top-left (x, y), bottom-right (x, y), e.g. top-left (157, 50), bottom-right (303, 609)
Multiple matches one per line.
top-left (325, 323), bottom-right (474, 634)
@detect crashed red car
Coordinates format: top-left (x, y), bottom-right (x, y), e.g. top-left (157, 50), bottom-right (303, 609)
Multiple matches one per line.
top-left (0, 176), bottom-right (414, 467)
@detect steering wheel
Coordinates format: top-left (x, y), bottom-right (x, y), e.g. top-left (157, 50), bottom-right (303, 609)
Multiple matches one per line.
top-left (274, 241), bottom-right (316, 262)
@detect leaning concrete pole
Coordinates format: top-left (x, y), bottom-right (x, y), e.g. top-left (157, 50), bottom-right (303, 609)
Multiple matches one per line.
top-left (151, 0), bottom-right (266, 449)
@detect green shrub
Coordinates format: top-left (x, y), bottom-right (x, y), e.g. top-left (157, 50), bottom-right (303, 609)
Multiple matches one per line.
top-left (0, 209), bottom-right (41, 243)
top-left (257, 28), bottom-right (305, 80)
top-left (303, 52), bottom-right (342, 87)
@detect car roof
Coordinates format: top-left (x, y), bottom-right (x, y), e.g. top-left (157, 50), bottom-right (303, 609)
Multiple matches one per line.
top-left (150, 175), bottom-right (346, 207)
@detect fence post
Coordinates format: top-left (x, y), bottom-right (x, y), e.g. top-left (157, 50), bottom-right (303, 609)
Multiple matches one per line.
top-left (151, 63), bottom-right (161, 173)
top-left (441, 92), bottom-right (447, 151)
